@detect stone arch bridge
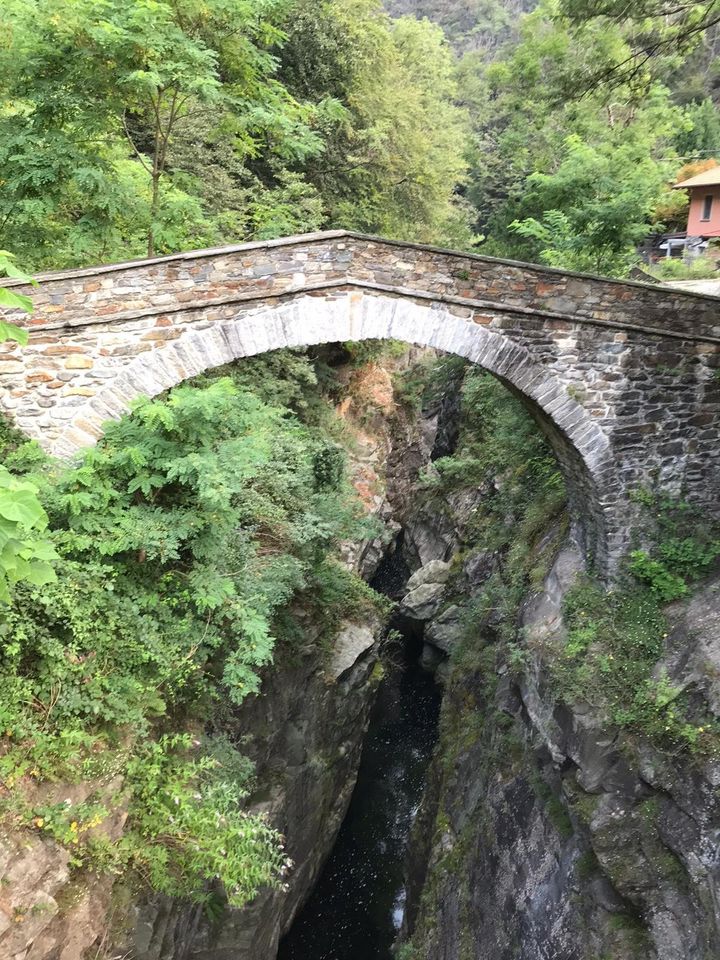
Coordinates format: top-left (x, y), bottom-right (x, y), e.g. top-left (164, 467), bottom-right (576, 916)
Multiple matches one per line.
top-left (1, 231), bottom-right (719, 573)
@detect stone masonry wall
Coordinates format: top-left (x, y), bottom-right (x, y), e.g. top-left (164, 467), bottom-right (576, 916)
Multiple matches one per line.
top-left (0, 231), bottom-right (719, 571)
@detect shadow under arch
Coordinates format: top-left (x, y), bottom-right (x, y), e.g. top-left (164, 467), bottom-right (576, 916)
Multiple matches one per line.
top-left (51, 291), bottom-right (622, 573)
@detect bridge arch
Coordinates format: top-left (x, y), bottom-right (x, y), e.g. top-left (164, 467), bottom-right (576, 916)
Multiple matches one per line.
top-left (2, 231), bottom-right (719, 576)
top-left (46, 291), bottom-right (619, 570)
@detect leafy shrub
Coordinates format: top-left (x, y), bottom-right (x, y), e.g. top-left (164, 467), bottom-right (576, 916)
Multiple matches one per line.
top-left (121, 736), bottom-right (285, 906)
top-left (649, 255), bottom-right (719, 281)
top-left (556, 573), bottom-right (719, 755)
top-left (0, 358), bottom-right (381, 904)
top-left (628, 550), bottom-right (688, 602)
top-left (313, 442), bottom-right (346, 489)
top-left (0, 466), bottom-right (57, 602)
top-left (555, 489), bottom-right (720, 756)
top-left (628, 491), bottom-right (720, 601)
top-left (658, 536), bottom-right (720, 581)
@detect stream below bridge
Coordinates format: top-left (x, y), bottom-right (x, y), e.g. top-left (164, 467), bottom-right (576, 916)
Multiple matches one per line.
top-left (277, 627), bottom-right (441, 960)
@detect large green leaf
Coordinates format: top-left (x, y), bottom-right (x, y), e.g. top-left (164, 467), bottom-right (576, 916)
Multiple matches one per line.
top-left (22, 560), bottom-right (57, 587)
top-left (0, 288), bottom-right (33, 312)
top-left (0, 486), bottom-right (48, 527)
top-left (0, 251), bottom-right (36, 284)
top-left (0, 318), bottom-right (29, 345)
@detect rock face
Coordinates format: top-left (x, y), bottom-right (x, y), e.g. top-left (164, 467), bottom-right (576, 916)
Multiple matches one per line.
top-left (405, 559), bottom-right (452, 593)
top-left (328, 622), bottom-right (377, 680)
top-left (401, 544), bottom-right (720, 960)
top-left (122, 619), bottom-right (382, 960)
top-left (425, 603), bottom-right (463, 653)
top-left (0, 834), bottom-right (91, 960)
top-left (400, 581), bottom-right (447, 621)
top-left (0, 778), bottom-right (124, 960)
top-left (0, 615), bottom-right (382, 960)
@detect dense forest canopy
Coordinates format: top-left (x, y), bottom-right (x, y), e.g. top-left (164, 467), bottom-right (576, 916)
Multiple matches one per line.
top-left (1, 0), bottom-right (720, 276)
top-left (383, 0), bottom-right (537, 53)
top-left (0, 0), bottom-right (471, 269)
top-left (382, 0), bottom-right (720, 274)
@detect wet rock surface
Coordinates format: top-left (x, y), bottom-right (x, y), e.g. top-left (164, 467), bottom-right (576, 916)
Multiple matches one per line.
top-left (277, 643), bottom-right (441, 960)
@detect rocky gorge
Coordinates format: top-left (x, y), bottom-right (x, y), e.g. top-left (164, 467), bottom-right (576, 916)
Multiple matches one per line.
top-left (2, 344), bottom-right (719, 960)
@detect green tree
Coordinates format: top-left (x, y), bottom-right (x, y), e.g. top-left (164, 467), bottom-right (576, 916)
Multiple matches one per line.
top-left (559, 0), bottom-right (720, 89)
top-left (675, 97), bottom-right (720, 157)
top-left (102, 0), bottom-right (225, 257)
top-left (0, 0), bottom-right (325, 266)
top-left (509, 135), bottom-right (681, 274)
top-left (279, 0), bottom-right (474, 245)
top-left (457, 0), bottom-right (685, 274)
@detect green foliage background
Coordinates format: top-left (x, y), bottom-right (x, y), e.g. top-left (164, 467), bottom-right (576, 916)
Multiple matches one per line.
top-left (3, 0), bottom-right (720, 275)
top-left (0, 0), bottom-right (472, 268)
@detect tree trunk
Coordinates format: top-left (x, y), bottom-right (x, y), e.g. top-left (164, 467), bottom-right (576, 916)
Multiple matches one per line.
top-left (148, 170), bottom-right (160, 259)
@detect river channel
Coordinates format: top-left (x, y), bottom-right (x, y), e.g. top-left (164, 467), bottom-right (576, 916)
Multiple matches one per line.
top-left (278, 634), bottom-right (441, 960)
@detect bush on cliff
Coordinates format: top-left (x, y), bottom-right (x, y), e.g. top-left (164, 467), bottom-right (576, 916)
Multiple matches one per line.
top-left (0, 355), bottom-right (379, 905)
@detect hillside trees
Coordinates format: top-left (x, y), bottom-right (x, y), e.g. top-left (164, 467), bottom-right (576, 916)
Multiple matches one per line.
top-left (674, 97), bottom-right (720, 160)
top-left (0, 0), bottom-right (321, 264)
top-left (2, 0), bottom-right (718, 273)
top-left (383, 0), bottom-right (536, 53)
top-left (456, 0), bottom-right (689, 271)
top-left (508, 132), bottom-right (684, 274)
top-left (380, 0), bottom-right (720, 274)
top-left (279, 0), bottom-right (471, 243)
top-left (0, 0), bottom-right (472, 269)
top-left (560, 0), bottom-right (720, 88)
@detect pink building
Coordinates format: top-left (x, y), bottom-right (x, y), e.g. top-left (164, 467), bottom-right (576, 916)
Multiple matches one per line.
top-left (673, 164), bottom-right (720, 238)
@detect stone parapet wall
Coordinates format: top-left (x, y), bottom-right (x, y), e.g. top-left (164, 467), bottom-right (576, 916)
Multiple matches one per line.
top-left (2, 231), bottom-right (719, 339)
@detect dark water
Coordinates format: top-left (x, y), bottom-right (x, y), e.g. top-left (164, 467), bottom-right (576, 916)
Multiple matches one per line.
top-left (278, 644), bottom-right (441, 960)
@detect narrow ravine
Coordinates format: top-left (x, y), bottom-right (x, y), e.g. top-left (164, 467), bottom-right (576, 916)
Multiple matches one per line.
top-left (277, 626), bottom-right (441, 960)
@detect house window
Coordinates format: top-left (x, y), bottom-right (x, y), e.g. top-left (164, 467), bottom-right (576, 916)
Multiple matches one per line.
top-left (701, 194), bottom-right (714, 221)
